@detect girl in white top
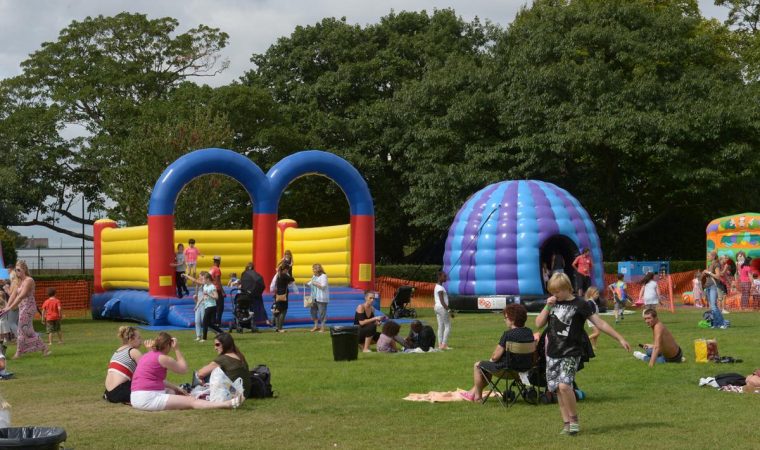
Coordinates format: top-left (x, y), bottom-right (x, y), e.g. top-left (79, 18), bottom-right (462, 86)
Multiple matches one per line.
top-left (639, 272), bottom-right (661, 312)
top-left (434, 271), bottom-right (452, 350)
top-left (307, 264), bottom-right (330, 332)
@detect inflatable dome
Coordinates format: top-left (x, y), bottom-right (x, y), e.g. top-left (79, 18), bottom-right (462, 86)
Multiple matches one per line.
top-left (442, 180), bottom-right (603, 310)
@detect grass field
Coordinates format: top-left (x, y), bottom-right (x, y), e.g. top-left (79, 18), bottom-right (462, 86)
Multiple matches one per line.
top-left (1, 309), bottom-right (758, 450)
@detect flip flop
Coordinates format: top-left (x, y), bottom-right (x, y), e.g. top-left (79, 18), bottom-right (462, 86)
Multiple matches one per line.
top-left (459, 391), bottom-right (477, 402)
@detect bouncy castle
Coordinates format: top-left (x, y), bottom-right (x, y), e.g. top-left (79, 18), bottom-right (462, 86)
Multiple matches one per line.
top-left (91, 148), bottom-right (375, 326)
top-left (443, 180), bottom-right (603, 311)
top-left (706, 213), bottom-right (760, 265)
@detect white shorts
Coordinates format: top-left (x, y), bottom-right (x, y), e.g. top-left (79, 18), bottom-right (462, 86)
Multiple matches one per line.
top-left (131, 390), bottom-right (170, 411)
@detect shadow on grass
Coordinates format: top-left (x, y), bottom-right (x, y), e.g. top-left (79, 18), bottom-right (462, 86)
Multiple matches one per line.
top-left (584, 420), bottom-right (669, 435)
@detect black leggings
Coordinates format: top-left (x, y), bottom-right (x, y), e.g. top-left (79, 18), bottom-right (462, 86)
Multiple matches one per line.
top-left (215, 288), bottom-right (225, 325)
top-left (176, 272), bottom-right (189, 297)
top-left (203, 306), bottom-right (222, 340)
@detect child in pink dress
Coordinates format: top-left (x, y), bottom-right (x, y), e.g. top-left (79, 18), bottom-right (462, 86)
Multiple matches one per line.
top-left (183, 239), bottom-right (202, 278)
top-left (692, 271), bottom-right (703, 308)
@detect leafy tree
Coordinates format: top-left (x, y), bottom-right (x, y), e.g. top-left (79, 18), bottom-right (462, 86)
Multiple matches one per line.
top-left (0, 229), bottom-right (18, 266)
top-left (246, 9), bottom-right (495, 260)
top-left (716, 0), bottom-right (760, 80)
top-left (4, 13), bottom-right (229, 238)
top-left (496, 0), bottom-right (760, 259)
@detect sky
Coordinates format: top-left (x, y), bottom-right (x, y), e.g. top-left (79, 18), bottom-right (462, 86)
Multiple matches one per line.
top-left (1, 0), bottom-right (729, 246)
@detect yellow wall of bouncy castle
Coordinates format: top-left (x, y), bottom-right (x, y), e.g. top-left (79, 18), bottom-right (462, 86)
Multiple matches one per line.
top-left (99, 226), bottom-right (253, 289)
top-left (174, 229), bottom-right (253, 285)
top-left (706, 213), bottom-right (760, 262)
top-left (277, 222), bottom-right (351, 285)
top-left (100, 225), bottom-right (149, 290)
top-left (99, 221), bottom-right (351, 290)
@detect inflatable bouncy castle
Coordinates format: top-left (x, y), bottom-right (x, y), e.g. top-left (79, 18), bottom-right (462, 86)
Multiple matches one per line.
top-left (91, 148), bottom-right (375, 326)
top-left (443, 180), bottom-right (603, 311)
top-left (706, 213), bottom-right (760, 265)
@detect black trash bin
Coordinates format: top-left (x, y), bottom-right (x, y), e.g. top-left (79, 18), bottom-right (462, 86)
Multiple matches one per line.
top-left (329, 325), bottom-right (359, 361)
top-left (0, 427), bottom-right (66, 450)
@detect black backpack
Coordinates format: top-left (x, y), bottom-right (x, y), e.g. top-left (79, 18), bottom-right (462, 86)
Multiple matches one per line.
top-left (249, 365), bottom-right (274, 398)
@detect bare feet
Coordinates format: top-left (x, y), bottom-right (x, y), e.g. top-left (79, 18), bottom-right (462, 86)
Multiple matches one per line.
top-left (310, 326), bottom-right (318, 332)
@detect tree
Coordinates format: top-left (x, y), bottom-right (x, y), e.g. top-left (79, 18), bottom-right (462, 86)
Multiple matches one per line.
top-left (246, 9), bottom-right (496, 260)
top-left (495, 0), bottom-right (760, 258)
top-left (3, 13), bottom-right (229, 239)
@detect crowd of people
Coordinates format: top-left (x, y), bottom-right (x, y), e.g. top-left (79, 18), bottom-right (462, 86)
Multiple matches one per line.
top-left (2, 241), bottom-right (758, 427)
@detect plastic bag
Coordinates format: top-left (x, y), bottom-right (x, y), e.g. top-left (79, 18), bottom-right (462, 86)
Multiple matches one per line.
top-left (0, 395), bottom-right (10, 428)
top-left (694, 339), bottom-right (708, 363)
top-left (304, 284), bottom-right (313, 308)
top-left (208, 367), bottom-right (244, 402)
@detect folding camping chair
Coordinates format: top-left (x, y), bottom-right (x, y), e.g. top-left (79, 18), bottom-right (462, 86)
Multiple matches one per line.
top-left (480, 340), bottom-right (539, 408)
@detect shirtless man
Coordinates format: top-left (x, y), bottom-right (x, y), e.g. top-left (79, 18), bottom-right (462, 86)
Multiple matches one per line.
top-left (633, 308), bottom-right (684, 367)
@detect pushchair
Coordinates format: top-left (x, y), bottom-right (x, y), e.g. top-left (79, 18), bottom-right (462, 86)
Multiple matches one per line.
top-left (389, 286), bottom-right (417, 319)
top-left (229, 288), bottom-right (255, 333)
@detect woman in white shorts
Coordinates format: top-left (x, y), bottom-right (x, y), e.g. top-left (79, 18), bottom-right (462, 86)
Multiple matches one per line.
top-left (130, 332), bottom-right (242, 411)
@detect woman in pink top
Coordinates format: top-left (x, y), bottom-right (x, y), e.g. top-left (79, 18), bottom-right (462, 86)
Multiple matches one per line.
top-left (130, 332), bottom-right (242, 411)
top-left (739, 257), bottom-right (755, 309)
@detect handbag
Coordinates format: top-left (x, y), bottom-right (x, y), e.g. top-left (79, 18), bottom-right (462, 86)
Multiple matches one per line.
top-left (303, 284), bottom-right (313, 308)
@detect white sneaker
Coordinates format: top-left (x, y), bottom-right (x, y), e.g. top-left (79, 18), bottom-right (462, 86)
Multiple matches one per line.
top-left (722, 309), bottom-right (730, 314)
top-left (633, 351), bottom-right (647, 361)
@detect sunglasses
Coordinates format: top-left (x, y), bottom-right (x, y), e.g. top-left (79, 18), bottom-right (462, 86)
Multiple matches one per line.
top-left (14, 268), bottom-right (21, 272)
top-left (213, 342), bottom-right (221, 347)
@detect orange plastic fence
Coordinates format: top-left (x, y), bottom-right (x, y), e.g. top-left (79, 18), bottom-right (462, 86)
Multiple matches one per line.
top-left (33, 280), bottom-right (93, 317)
top-left (378, 270), bottom-right (760, 311)
top-left (376, 276), bottom-right (436, 308)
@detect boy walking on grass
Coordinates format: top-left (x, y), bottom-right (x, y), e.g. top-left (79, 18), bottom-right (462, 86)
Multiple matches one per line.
top-left (536, 273), bottom-right (630, 436)
top-left (41, 288), bottom-right (63, 345)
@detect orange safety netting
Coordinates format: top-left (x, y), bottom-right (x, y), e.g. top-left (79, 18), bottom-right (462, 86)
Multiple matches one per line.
top-left (32, 280), bottom-right (93, 318)
top-left (377, 271), bottom-right (760, 312)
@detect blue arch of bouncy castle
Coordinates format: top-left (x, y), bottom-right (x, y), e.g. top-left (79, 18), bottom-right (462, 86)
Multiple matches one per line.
top-left (147, 148), bottom-right (373, 217)
top-left (148, 148), bottom-right (268, 216)
top-left (266, 150), bottom-right (374, 216)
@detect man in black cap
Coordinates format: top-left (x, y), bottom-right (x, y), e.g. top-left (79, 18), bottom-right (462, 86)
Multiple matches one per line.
top-left (240, 262), bottom-right (266, 331)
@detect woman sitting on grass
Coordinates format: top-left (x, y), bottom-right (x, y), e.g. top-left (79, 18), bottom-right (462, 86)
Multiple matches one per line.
top-left (354, 290), bottom-right (383, 352)
top-left (376, 321), bottom-right (407, 353)
top-left (460, 304), bottom-right (534, 402)
top-left (130, 332), bottom-right (242, 411)
top-left (196, 332), bottom-right (251, 400)
top-left (104, 326), bottom-right (146, 403)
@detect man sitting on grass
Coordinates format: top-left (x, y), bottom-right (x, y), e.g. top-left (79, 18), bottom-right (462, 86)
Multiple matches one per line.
top-left (633, 308), bottom-right (684, 367)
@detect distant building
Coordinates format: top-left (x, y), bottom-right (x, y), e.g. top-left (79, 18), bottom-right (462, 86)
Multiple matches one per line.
top-left (24, 238), bottom-right (49, 249)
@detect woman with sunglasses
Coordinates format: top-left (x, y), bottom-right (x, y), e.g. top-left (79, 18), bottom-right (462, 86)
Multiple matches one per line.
top-left (1, 261), bottom-right (50, 359)
top-left (196, 332), bottom-right (251, 399)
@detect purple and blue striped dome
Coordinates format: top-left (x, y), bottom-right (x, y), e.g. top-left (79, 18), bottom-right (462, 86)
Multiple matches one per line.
top-left (443, 180), bottom-right (603, 297)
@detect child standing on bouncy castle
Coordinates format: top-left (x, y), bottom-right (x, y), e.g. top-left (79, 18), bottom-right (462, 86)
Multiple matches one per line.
top-left (184, 239), bottom-right (203, 278)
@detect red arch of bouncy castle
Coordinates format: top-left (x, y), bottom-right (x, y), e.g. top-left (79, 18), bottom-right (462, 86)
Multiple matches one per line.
top-left (93, 148), bottom-right (375, 296)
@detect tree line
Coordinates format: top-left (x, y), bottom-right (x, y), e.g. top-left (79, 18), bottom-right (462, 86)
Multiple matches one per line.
top-left (2, 0), bottom-right (760, 262)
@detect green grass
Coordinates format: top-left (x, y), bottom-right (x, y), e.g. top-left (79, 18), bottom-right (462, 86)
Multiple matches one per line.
top-left (1, 309), bottom-right (759, 449)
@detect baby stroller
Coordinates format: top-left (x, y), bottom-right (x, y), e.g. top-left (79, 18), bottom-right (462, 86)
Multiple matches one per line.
top-left (230, 288), bottom-right (254, 333)
top-left (389, 286), bottom-right (416, 319)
